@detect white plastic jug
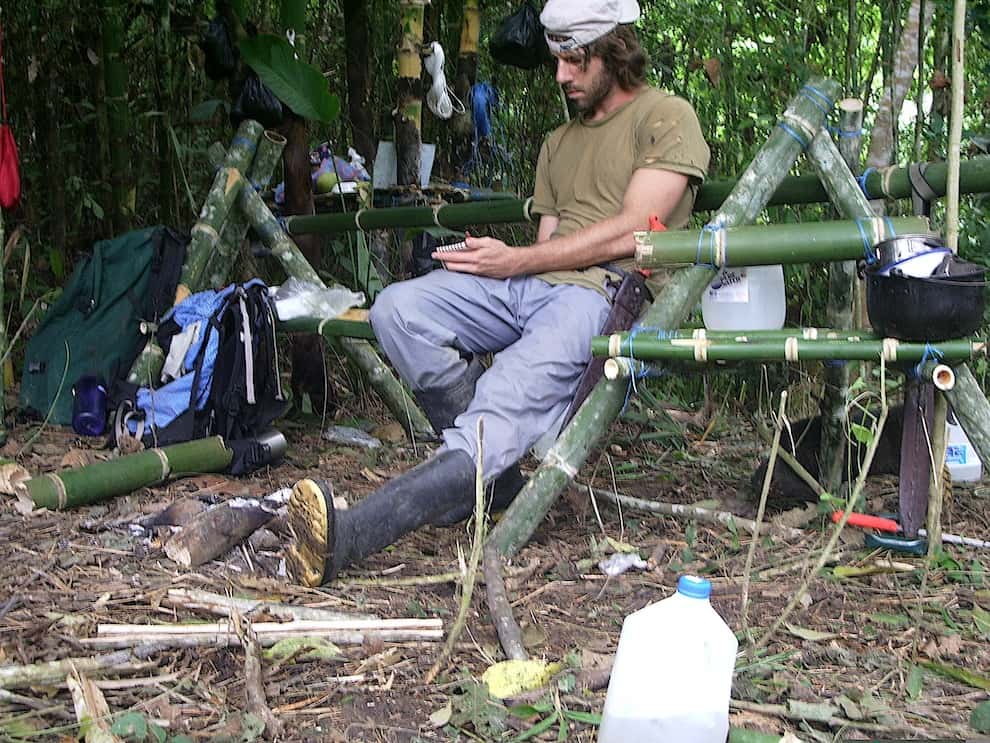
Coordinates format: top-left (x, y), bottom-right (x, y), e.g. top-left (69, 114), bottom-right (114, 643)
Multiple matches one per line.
top-left (946, 410), bottom-right (982, 482)
top-left (702, 265), bottom-right (786, 331)
top-left (597, 575), bottom-right (738, 743)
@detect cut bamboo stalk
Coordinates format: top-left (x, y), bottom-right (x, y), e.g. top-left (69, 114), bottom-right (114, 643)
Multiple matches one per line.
top-left (634, 216), bottom-right (927, 269)
top-left (808, 124), bottom-right (872, 494)
top-left (164, 588), bottom-right (378, 622)
top-left (489, 77), bottom-right (843, 558)
top-left (25, 436), bottom-right (233, 510)
top-left (67, 671), bottom-right (122, 743)
top-left (279, 309), bottom-right (376, 341)
top-left (83, 618), bottom-right (444, 649)
top-left (594, 335), bottom-right (987, 363)
top-left (240, 187), bottom-right (435, 441)
top-left (163, 496), bottom-right (278, 567)
top-left (204, 129), bottom-right (288, 289)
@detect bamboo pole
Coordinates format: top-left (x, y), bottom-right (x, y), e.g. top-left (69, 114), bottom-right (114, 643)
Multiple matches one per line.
top-left (0, 648), bottom-right (159, 689)
top-left (396, 0), bottom-right (426, 187)
top-left (284, 197), bottom-right (534, 235)
top-left (25, 436), bottom-right (233, 510)
top-left (282, 159), bottom-right (990, 238)
top-left (279, 310), bottom-right (377, 341)
top-left (642, 327), bottom-right (883, 341)
top-left (204, 129), bottom-right (288, 289)
top-left (945, 0), bottom-right (967, 250)
top-left (634, 216), bottom-right (927, 268)
top-left (808, 121), bottom-right (871, 494)
top-left (488, 77), bottom-right (843, 558)
top-left (164, 588), bottom-right (378, 622)
top-left (239, 188), bottom-right (435, 441)
top-left (594, 334), bottom-right (987, 363)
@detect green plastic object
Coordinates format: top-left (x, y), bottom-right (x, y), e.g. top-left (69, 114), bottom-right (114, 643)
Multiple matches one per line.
top-left (865, 533), bottom-right (928, 555)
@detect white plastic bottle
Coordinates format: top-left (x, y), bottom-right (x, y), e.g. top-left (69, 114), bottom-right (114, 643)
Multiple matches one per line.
top-left (945, 410), bottom-right (982, 482)
top-left (701, 264), bottom-right (786, 330)
top-left (597, 575), bottom-right (738, 743)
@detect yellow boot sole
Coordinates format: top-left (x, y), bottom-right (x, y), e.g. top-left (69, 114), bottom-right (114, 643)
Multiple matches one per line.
top-left (286, 478), bottom-right (333, 587)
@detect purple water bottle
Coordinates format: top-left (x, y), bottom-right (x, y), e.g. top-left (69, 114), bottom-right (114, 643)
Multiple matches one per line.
top-left (71, 375), bottom-right (107, 436)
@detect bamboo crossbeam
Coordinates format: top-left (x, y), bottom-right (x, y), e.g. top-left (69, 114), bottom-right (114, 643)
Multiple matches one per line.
top-left (649, 327), bottom-right (882, 342)
top-left (25, 436), bottom-right (233, 510)
top-left (595, 334), bottom-right (987, 364)
top-left (284, 197), bottom-right (535, 235)
top-left (281, 158), bottom-right (990, 237)
top-left (634, 216), bottom-right (928, 269)
top-left (487, 77), bottom-right (843, 559)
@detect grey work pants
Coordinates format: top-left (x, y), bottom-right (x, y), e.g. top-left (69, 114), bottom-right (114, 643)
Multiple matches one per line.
top-left (369, 270), bottom-right (611, 479)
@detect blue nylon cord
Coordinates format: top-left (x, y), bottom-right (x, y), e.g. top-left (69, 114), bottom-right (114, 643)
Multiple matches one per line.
top-left (857, 166), bottom-right (877, 198)
top-left (778, 122), bottom-right (809, 149)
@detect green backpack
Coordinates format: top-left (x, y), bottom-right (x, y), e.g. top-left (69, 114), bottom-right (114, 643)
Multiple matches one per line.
top-left (20, 226), bottom-right (187, 425)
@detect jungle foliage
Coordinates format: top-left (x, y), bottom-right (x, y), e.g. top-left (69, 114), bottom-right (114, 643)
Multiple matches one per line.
top-left (2, 0), bottom-right (990, 354)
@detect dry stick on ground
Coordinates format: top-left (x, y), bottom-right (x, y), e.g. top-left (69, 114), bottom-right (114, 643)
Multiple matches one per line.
top-left (165, 588), bottom-right (378, 622)
top-left (0, 687), bottom-right (76, 721)
top-left (755, 367), bottom-right (890, 653)
top-left (0, 645), bottom-right (164, 690)
top-left (580, 483), bottom-right (805, 541)
top-left (233, 612), bottom-right (283, 740)
top-left (484, 542), bottom-right (527, 661)
top-left (425, 419), bottom-right (489, 683)
top-left (742, 390), bottom-right (788, 654)
top-left (729, 699), bottom-right (927, 737)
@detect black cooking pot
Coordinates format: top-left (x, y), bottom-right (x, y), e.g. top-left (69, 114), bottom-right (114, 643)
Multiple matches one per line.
top-left (866, 254), bottom-right (986, 341)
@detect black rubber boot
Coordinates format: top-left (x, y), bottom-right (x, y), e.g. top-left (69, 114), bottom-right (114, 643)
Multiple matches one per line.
top-left (413, 356), bottom-right (528, 524)
top-left (414, 356), bottom-right (486, 434)
top-left (286, 449), bottom-right (477, 586)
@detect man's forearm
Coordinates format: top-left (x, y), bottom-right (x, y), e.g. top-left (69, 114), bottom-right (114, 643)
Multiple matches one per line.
top-left (516, 211), bottom-right (643, 274)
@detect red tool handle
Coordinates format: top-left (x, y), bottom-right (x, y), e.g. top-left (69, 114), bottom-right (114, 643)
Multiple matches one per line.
top-left (831, 510), bottom-right (900, 533)
top-left (649, 215), bottom-right (666, 232)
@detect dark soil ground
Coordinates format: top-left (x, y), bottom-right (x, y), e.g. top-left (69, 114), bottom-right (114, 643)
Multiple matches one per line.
top-left (0, 394), bottom-right (988, 742)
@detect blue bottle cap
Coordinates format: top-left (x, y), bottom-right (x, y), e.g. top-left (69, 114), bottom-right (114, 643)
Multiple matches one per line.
top-left (677, 575), bottom-right (712, 599)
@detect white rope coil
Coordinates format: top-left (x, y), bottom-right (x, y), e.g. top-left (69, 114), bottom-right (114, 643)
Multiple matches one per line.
top-left (424, 42), bottom-right (464, 120)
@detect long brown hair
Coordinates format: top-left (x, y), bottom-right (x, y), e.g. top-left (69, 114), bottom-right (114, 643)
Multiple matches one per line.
top-left (562, 25), bottom-right (647, 91)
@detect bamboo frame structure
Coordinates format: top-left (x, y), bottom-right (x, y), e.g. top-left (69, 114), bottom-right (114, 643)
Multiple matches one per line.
top-left (487, 77), bottom-right (844, 558)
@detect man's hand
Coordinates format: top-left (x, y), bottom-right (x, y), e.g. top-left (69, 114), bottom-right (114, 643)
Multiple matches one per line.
top-left (432, 235), bottom-right (528, 279)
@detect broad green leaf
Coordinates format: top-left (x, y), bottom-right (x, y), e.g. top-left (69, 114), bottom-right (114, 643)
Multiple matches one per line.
top-left (429, 701), bottom-right (452, 728)
top-left (262, 636), bottom-right (341, 661)
top-left (850, 423), bottom-right (873, 445)
top-left (238, 34), bottom-right (340, 123)
top-left (971, 700), bottom-right (990, 733)
top-left (907, 665), bottom-right (924, 700)
top-left (785, 623), bottom-right (838, 641)
top-left (482, 659), bottom-right (562, 699)
top-left (605, 536), bottom-right (638, 553)
top-left (111, 711), bottom-right (149, 738)
top-left (562, 709), bottom-right (602, 724)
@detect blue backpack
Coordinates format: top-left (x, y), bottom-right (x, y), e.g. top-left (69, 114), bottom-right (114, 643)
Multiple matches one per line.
top-left (113, 280), bottom-right (288, 470)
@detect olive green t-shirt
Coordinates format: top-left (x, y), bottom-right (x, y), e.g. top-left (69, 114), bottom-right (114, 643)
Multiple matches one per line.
top-left (531, 87), bottom-right (710, 297)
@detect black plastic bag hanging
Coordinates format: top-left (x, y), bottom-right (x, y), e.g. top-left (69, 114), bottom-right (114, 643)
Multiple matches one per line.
top-left (231, 74), bottom-right (284, 129)
top-left (489, 2), bottom-right (550, 70)
top-left (200, 16), bottom-right (238, 81)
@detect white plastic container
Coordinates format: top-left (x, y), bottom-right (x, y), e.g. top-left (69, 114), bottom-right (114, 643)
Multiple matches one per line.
top-left (597, 575), bottom-right (738, 743)
top-left (702, 265), bottom-right (786, 330)
top-left (945, 410), bottom-right (982, 482)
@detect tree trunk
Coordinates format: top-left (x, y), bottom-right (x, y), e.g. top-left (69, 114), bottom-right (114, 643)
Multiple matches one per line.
top-left (343, 0), bottom-right (376, 168)
top-left (866, 0), bottom-right (935, 169)
top-left (396, 0), bottom-right (426, 187)
top-left (155, 0), bottom-right (178, 228)
top-left (451, 0), bottom-right (480, 176)
top-left (101, 0), bottom-right (132, 233)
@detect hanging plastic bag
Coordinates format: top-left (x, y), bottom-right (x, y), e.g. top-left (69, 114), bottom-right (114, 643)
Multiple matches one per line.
top-left (489, 2), bottom-right (549, 70)
top-left (231, 74), bottom-right (283, 129)
top-left (0, 25), bottom-right (20, 210)
top-left (200, 16), bottom-right (238, 81)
